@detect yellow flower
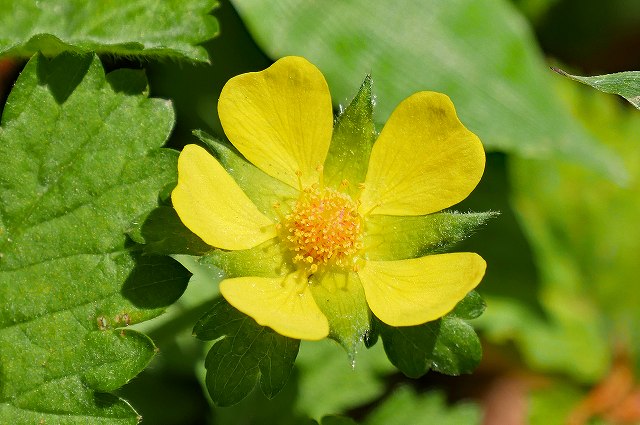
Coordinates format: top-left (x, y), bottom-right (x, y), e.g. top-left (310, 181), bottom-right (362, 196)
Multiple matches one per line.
top-left (172, 56), bottom-right (487, 343)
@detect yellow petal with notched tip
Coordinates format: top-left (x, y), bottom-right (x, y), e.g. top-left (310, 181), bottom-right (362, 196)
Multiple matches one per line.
top-left (357, 253), bottom-right (486, 326)
top-left (172, 144), bottom-right (276, 250)
top-left (220, 273), bottom-right (330, 340)
top-left (218, 56), bottom-right (333, 188)
top-left (359, 92), bottom-right (485, 216)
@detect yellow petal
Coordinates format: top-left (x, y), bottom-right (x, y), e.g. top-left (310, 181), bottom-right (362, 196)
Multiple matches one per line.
top-left (357, 253), bottom-right (486, 326)
top-left (220, 273), bottom-right (329, 340)
top-left (218, 56), bottom-right (333, 188)
top-left (172, 144), bottom-right (276, 250)
top-left (359, 92), bottom-right (485, 216)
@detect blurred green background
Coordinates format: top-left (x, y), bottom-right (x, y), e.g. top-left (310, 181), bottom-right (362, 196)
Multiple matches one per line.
top-left (98, 0), bottom-right (640, 423)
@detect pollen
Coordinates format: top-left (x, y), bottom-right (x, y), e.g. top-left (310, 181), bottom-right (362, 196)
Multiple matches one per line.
top-left (284, 186), bottom-right (362, 272)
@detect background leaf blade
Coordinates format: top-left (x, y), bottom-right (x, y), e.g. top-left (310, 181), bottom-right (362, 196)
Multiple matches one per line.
top-left (230, 0), bottom-right (627, 183)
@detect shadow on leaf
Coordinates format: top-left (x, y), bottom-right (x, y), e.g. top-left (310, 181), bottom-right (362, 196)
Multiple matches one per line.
top-left (121, 252), bottom-right (190, 309)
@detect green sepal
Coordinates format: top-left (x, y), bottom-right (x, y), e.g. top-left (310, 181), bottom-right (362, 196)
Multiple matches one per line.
top-left (378, 291), bottom-right (484, 377)
top-left (193, 130), bottom-right (298, 220)
top-left (364, 211), bottom-right (497, 261)
top-left (128, 205), bottom-right (211, 256)
top-left (554, 68), bottom-right (640, 110)
top-left (324, 75), bottom-right (377, 195)
top-left (201, 238), bottom-right (294, 278)
top-left (193, 297), bottom-right (300, 406)
top-left (309, 270), bottom-right (371, 356)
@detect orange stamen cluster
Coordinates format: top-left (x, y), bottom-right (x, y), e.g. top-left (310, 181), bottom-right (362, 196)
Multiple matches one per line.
top-left (284, 186), bottom-right (362, 273)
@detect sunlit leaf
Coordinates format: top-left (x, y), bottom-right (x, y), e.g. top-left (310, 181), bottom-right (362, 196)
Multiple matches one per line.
top-left (0, 53), bottom-right (189, 423)
top-left (0, 0), bottom-right (219, 62)
top-left (231, 0), bottom-right (626, 183)
top-left (554, 68), bottom-right (640, 110)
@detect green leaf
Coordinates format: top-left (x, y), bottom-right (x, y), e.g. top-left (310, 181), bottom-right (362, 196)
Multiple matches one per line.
top-left (193, 297), bottom-right (300, 406)
top-left (378, 292), bottom-right (484, 377)
top-left (364, 212), bottom-right (497, 261)
top-left (324, 75), bottom-right (376, 195)
top-left (231, 0), bottom-right (627, 184)
top-left (364, 387), bottom-right (480, 425)
top-left (430, 316), bottom-right (482, 375)
top-left (484, 77), bottom-right (640, 381)
top-left (450, 290), bottom-right (486, 320)
top-left (212, 339), bottom-right (395, 423)
top-left (554, 68), bottom-right (640, 109)
top-left (378, 321), bottom-right (439, 378)
top-left (0, 0), bottom-right (219, 62)
top-left (0, 53), bottom-right (189, 422)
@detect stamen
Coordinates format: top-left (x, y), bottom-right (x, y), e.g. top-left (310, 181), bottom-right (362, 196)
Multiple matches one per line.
top-left (283, 186), bottom-right (362, 274)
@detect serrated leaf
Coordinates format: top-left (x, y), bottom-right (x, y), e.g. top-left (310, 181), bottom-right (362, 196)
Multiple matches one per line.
top-left (554, 68), bottom-right (640, 109)
top-left (378, 292), bottom-right (483, 378)
top-left (430, 316), bottom-right (482, 375)
top-left (0, 53), bottom-right (189, 423)
top-left (379, 320), bottom-right (440, 378)
top-left (231, 0), bottom-right (627, 184)
top-left (193, 297), bottom-right (299, 406)
top-left (0, 0), bottom-right (219, 62)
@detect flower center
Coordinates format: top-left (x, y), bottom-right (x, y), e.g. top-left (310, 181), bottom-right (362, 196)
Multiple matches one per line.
top-left (284, 186), bottom-right (362, 273)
